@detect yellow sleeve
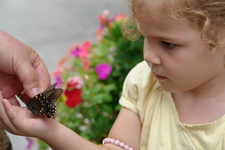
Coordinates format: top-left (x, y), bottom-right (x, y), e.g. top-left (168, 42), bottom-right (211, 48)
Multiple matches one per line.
top-left (119, 70), bottom-right (139, 114)
top-left (119, 61), bottom-right (150, 114)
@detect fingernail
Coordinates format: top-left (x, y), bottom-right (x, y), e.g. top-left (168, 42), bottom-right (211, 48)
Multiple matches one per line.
top-left (31, 88), bottom-right (41, 97)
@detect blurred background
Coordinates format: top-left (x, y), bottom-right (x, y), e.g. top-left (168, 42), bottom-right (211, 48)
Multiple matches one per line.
top-left (0, 0), bottom-right (125, 149)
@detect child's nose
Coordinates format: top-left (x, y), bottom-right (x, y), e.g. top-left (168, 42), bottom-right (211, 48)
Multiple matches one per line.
top-left (143, 44), bottom-right (161, 65)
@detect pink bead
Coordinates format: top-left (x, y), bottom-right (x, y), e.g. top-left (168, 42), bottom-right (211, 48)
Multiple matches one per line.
top-left (115, 140), bottom-right (120, 145)
top-left (124, 145), bottom-right (129, 150)
top-left (110, 138), bottom-right (115, 144)
top-left (119, 142), bottom-right (125, 148)
top-left (102, 139), bottom-right (106, 144)
top-left (102, 138), bottom-right (134, 150)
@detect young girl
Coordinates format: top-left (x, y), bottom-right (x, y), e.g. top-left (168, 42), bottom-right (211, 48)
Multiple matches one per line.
top-left (1, 0), bottom-right (225, 149)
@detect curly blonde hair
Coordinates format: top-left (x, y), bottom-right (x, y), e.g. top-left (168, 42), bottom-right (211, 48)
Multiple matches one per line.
top-left (122, 0), bottom-right (225, 48)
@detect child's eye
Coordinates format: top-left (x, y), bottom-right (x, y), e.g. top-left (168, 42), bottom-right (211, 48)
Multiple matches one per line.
top-left (161, 41), bottom-right (176, 49)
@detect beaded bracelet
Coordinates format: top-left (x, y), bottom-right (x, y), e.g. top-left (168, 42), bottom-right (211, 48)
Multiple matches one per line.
top-left (102, 138), bottom-right (134, 150)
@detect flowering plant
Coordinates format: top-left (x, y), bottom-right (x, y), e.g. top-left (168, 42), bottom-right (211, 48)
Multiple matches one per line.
top-left (37, 11), bottom-right (144, 150)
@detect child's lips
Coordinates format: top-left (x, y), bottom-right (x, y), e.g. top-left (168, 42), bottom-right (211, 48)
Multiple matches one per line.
top-left (154, 74), bottom-right (167, 80)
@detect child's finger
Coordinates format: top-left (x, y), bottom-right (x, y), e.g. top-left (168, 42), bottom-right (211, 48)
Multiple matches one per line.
top-left (0, 92), bottom-right (25, 135)
top-left (0, 93), bottom-right (15, 132)
top-left (0, 92), bottom-right (8, 123)
top-left (2, 99), bottom-right (24, 134)
top-left (3, 98), bottom-right (38, 137)
top-left (0, 92), bottom-right (6, 125)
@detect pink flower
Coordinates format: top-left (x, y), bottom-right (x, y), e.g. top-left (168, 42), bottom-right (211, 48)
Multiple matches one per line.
top-left (95, 63), bottom-right (112, 80)
top-left (115, 13), bottom-right (125, 21)
top-left (71, 42), bottom-right (90, 58)
top-left (55, 74), bottom-right (62, 88)
top-left (71, 46), bottom-right (80, 57)
top-left (96, 11), bottom-right (125, 41)
top-left (79, 41), bottom-right (91, 58)
top-left (71, 41), bottom-right (91, 71)
top-left (98, 10), bottom-right (110, 27)
top-left (51, 69), bottom-right (63, 88)
top-left (67, 76), bottom-right (84, 89)
top-left (96, 27), bottom-right (103, 41)
top-left (26, 137), bottom-right (34, 150)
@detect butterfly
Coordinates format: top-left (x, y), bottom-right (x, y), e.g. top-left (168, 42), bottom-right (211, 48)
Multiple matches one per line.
top-left (26, 83), bottom-right (63, 118)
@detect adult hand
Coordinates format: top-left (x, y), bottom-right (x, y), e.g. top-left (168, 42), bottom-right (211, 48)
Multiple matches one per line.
top-left (0, 31), bottom-right (50, 105)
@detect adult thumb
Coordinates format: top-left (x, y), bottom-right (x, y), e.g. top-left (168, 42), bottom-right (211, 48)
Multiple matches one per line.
top-left (14, 55), bottom-right (50, 98)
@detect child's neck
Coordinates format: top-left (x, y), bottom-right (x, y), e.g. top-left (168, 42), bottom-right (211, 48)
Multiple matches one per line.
top-left (172, 85), bottom-right (225, 125)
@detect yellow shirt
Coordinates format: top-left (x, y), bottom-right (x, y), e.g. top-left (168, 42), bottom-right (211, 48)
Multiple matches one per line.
top-left (119, 61), bottom-right (225, 150)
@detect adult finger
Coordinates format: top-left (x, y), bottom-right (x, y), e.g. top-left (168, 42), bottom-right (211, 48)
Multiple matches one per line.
top-left (13, 52), bottom-right (50, 98)
top-left (0, 31), bottom-right (50, 98)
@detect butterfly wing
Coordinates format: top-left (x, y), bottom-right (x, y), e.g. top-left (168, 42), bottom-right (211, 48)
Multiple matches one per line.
top-left (42, 83), bottom-right (57, 97)
top-left (26, 83), bottom-right (63, 118)
top-left (43, 88), bottom-right (63, 118)
top-left (46, 89), bottom-right (63, 102)
top-left (27, 93), bottom-right (45, 116)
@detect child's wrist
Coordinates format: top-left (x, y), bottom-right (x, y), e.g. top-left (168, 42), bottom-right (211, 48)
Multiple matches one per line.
top-left (37, 119), bottom-right (59, 141)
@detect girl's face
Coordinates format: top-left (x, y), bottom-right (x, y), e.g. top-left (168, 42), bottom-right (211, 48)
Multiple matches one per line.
top-left (138, 15), bottom-right (225, 93)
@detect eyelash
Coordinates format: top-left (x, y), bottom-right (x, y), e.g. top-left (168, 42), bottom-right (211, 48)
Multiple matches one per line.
top-left (161, 41), bottom-right (176, 49)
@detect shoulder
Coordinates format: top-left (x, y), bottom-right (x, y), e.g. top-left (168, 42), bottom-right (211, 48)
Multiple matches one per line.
top-left (127, 61), bottom-right (150, 77)
top-left (123, 61), bottom-right (157, 91)
top-left (119, 61), bottom-right (159, 113)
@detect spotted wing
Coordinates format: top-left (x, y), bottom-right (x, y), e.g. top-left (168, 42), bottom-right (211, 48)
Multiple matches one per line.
top-left (27, 95), bottom-right (42, 116)
top-left (44, 88), bottom-right (63, 118)
top-left (26, 83), bottom-right (63, 118)
top-left (42, 83), bottom-right (57, 97)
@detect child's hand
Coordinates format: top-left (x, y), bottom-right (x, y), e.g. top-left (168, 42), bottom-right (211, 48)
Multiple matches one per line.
top-left (0, 92), bottom-right (57, 139)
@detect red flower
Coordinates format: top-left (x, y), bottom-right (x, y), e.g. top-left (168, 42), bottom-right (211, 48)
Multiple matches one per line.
top-left (64, 88), bottom-right (82, 108)
top-left (64, 76), bottom-right (84, 108)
